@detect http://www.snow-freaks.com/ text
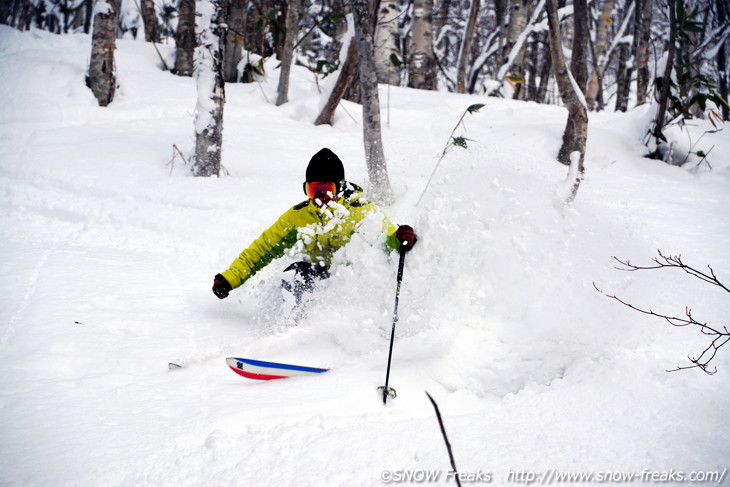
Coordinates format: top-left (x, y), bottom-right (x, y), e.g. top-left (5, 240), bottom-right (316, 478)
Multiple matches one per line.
top-left (379, 467), bottom-right (728, 484)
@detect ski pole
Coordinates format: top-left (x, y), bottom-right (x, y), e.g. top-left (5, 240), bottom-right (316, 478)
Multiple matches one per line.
top-left (381, 247), bottom-right (407, 405)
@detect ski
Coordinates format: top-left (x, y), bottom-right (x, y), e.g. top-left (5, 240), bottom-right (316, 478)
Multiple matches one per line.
top-left (226, 357), bottom-right (328, 380)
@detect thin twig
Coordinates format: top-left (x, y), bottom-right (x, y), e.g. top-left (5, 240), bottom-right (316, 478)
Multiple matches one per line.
top-left (415, 105), bottom-right (483, 207)
top-left (168, 143), bottom-right (189, 175)
top-left (611, 250), bottom-right (730, 294)
top-left (595, 250), bottom-right (730, 374)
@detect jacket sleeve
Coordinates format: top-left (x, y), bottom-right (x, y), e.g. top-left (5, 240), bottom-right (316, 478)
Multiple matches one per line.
top-left (349, 200), bottom-right (400, 251)
top-left (381, 212), bottom-right (401, 251)
top-left (220, 209), bottom-right (299, 289)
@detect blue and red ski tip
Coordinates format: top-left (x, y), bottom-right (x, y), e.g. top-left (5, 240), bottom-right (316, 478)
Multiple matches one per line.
top-left (226, 357), bottom-right (328, 380)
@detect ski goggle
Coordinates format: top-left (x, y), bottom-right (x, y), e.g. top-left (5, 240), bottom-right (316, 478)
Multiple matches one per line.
top-left (305, 181), bottom-right (338, 200)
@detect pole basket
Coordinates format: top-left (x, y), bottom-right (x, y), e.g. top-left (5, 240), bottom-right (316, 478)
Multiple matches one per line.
top-left (378, 386), bottom-right (397, 402)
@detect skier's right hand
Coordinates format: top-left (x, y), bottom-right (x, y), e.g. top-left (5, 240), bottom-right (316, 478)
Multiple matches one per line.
top-left (212, 274), bottom-right (232, 299)
top-left (395, 225), bottom-right (417, 251)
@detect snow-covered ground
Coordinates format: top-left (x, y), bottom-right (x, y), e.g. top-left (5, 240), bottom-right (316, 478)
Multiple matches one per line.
top-left (1, 26), bottom-right (729, 486)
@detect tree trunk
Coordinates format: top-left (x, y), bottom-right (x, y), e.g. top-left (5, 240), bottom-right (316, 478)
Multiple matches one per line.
top-left (247, 0), bottom-right (277, 57)
top-left (374, 0), bottom-right (400, 85)
top-left (351, 0), bottom-right (392, 203)
top-left (525, 36), bottom-right (539, 100)
top-left (223, 0), bottom-right (247, 82)
top-left (494, 0), bottom-right (507, 53)
top-left (496, 0), bottom-right (544, 96)
top-left (570, 0), bottom-right (589, 94)
top-left (408, 0), bottom-right (436, 89)
top-left (315, 37), bottom-right (358, 125)
top-left (174, 0), bottom-right (195, 76)
top-left (432, 0), bottom-right (455, 89)
top-left (614, 41), bottom-right (632, 111)
top-left (192, 0), bottom-right (227, 177)
top-left (506, 0), bottom-right (528, 99)
top-left (276, 0), bottom-right (300, 105)
top-left (433, 0), bottom-right (454, 51)
top-left (545, 0), bottom-right (588, 200)
top-left (650, 0), bottom-right (676, 153)
top-left (87, 0), bottom-right (121, 107)
top-left (718, 0), bottom-right (729, 120)
top-left (140, 0), bottom-right (160, 42)
top-left (67, 0), bottom-right (94, 33)
top-left (456, 0), bottom-right (480, 93)
top-left (83, 0), bottom-right (92, 33)
top-left (534, 32), bottom-right (552, 103)
top-left (634, 0), bottom-right (653, 105)
top-left (0, 0), bottom-right (11, 27)
top-left (586, 0), bottom-right (615, 110)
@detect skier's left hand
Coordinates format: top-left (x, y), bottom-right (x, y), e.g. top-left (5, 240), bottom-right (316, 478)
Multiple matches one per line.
top-left (396, 225), bottom-right (417, 251)
top-left (212, 274), bottom-right (232, 299)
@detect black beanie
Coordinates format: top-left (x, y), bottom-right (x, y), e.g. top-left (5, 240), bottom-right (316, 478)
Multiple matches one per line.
top-left (306, 148), bottom-right (345, 182)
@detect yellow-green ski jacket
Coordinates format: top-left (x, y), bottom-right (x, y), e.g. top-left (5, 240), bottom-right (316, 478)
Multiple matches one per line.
top-left (221, 184), bottom-right (401, 289)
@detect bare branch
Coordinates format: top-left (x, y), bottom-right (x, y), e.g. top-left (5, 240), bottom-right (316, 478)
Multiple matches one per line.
top-left (611, 250), bottom-right (730, 294)
top-left (594, 250), bottom-right (730, 375)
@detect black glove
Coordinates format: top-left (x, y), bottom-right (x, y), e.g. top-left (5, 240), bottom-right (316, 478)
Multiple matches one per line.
top-left (212, 274), bottom-right (232, 299)
top-left (395, 225), bottom-right (417, 251)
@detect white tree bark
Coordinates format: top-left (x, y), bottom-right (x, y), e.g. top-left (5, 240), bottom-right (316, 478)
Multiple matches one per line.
top-left (192, 0), bottom-right (226, 177)
top-left (585, 0), bottom-right (615, 110)
top-left (87, 0), bottom-right (121, 106)
top-left (408, 0), bottom-right (436, 90)
top-left (495, 0), bottom-right (544, 84)
top-left (635, 0), bottom-right (654, 106)
top-left (352, 0), bottom-right (392, 203)
top-left (174, 0), bottom-right (195, 76)
top-left (374, 0), bottom-right (400, 85)
top-left (456, 0), bottom-right (480, 93)
top-left (276, 0), bottom-right (300, 105)
top-left (545, 0), bottom-right (588, 201)
top-left (506, 0), bottom-right (528, 99)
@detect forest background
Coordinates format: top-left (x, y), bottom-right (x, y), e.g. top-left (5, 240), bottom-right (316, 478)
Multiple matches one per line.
top-left (3, 0), bottom-right (728, 188)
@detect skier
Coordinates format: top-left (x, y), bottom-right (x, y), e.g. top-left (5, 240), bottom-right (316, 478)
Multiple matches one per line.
top-left (212, 148), bottom-right (417, 303)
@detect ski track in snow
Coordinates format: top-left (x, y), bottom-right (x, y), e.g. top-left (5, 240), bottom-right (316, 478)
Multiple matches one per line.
top-left (1, 26), bottom-right (729, 486)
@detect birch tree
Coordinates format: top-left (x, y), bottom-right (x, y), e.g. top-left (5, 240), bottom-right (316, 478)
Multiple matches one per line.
top-left (570, 0), bottom-right (589, 93)
top-left (191, 0), bottom-right (227, 177)
top-left (315, 17), bottom-right (359, 125)
top-left (223, 0), bottom-right (247, 82)
top-left (140, 0), bottom-right (160, 42)
top-left (586, 0), bottom-right (618, 110)
top-left (456, 0), bottom-right (480, 93)
top-left (276, 0), bottom-right (301, 105)
top-left (531, 31), bottom-right (552, 102)
top-left (352, 0), bottom-right (392, 202)
top-left (496, 0), bottom-right (545, 98)
top-left (87, 0), bottom-right (121, 106)
top-left (408, 0), bottom-right (436, 90)
top-left (634, 0), bottom-right (653, 105)
top-left (545, 0), bottom-right (588, 200)
top-left (717, 0), bottom-right (729, 120)
top-left (374, 0), bottom-right (400, 85)
top-left (506, 0), bottom-right (529, 99)
top-left (174, 0), bottom-right (195, 76)
top-left (614, 0), bottom-right (635, 112)
top-left (649, 0), bottom-right (676, 155)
